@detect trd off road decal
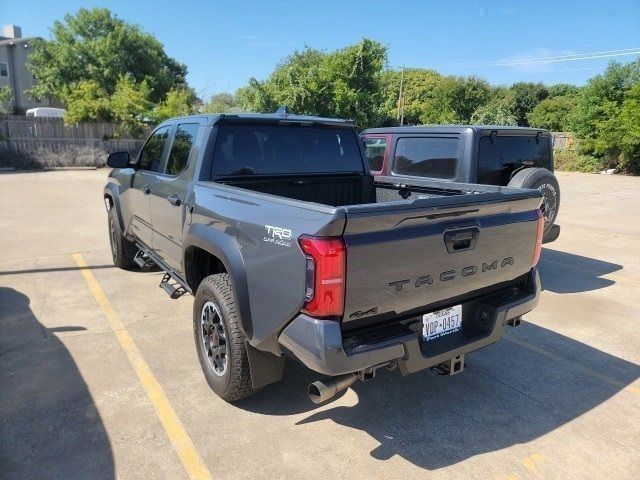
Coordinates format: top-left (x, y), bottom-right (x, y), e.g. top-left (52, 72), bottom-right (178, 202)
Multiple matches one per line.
top-left (264, 225), bottom-right (293, 247)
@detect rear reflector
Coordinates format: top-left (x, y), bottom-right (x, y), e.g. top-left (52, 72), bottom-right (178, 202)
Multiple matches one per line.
top-left (533, 209), bottom-right (544, 266)
top-left (298, 236), bottom-right (345, 318)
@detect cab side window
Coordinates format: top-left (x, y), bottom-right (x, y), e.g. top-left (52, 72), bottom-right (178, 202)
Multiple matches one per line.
top-left (166, 124), bottom-right (199, 175)
top-left (139, 126), bottom-right (171, 172)
top-left (392, 137), bottom-right (459, 179)
top-left (363, 137), bottom-right (387, 172)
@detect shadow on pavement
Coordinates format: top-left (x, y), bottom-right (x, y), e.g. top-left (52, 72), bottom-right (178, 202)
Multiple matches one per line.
top-left (538, 247), bottom-right (622, 293)
top-left (0, 287), bottom-right (114, 480)
top-left (240, 322), bottom-right (639, 470)
top-left (0, 264), bottom-right (115, 276)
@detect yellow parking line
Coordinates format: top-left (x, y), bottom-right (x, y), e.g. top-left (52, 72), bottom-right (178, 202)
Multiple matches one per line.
top-left (72, 253), bottom-right (213, 480)
top-left (506, 335), bottom-right (640, 396)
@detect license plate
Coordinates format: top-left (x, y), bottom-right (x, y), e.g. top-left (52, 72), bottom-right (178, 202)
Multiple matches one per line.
top-left (422, 305), bottom-right (462, 341)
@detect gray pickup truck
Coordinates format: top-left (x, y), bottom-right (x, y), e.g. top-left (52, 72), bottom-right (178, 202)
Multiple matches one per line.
top-left (104, 110), bottom-right (544, 404)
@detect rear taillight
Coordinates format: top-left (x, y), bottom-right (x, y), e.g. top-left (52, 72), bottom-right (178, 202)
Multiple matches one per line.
top-left (533, 209), bottom-right (544, 266)
top-left (298, 236), bottom-right (346, 318)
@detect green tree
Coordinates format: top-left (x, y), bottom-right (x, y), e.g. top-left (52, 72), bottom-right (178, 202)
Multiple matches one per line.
top-left (379, 69), bottom-right (444, 125)
top-left (152, 88), bottom-right (197, 123)
top-left (203, 92), bottom-right (242, 113)
top-left (28, 8), bottom-right (188, 104)
top-left (379, 70), bottom-right (490, 125)
top-left (547, 83), bottom-right (580, 98)
top-left (236, 39), bottom-right (386, 127)
top-left (447, 76), bottom-right (491, 123)
top-left (509, 82), bottom-right (549, 126)
top-left (111, 76), bottom-right (153, 136)
top-left (590, 82), bottom-right (640, 172)
top-left (571, 60), bottom-right (640, 139)
top-left (570, 59), bottom-right (640, 171)
top-left (617, 83), bottom-right (640, 169)
top-left (527, 95), bottom-right (577, 131)
top-left (0, 86), bottom-right (12, 116)
top-left (470, 102), bottom-right (518, 126)
top-left (64, 80), bottom-right (113, 123)
top-left (470, 87), bottom-right (517, 125)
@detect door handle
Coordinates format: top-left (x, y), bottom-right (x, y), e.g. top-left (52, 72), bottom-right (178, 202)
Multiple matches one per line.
top-left (141, 185), bottom-right (150, 195)
top-left (167, 194), bottom-right (181, 206)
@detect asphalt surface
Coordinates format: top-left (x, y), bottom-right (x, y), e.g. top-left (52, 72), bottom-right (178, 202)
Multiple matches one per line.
top-left (1, 169), bottom-right (639, 479)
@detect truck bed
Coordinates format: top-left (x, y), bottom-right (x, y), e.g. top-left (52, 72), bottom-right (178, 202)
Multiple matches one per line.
top-left (216, 173), bottom-right (537, 208)
top-left (209, 173), bottom-right (542, 333)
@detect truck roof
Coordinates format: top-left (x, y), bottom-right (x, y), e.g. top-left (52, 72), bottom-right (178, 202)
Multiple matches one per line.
top-left (362, 125), bottom-right (550, 135)
top-left (157, 110), bottom-right (355, 128)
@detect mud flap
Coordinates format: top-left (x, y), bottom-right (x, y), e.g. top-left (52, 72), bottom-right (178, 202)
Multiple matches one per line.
top-left (246, 341), bottom-right (285, 389)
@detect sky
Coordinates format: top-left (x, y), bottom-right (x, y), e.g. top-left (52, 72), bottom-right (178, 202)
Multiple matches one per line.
top-left (3, 0), bottom-right (640, 100)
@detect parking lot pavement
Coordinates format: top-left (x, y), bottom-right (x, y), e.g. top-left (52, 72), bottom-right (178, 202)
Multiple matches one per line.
top-left (1, 169), bottom-right (639, 479)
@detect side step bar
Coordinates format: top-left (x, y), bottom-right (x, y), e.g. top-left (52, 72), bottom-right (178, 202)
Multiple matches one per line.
top-left (134, 243), bottom-right (192, 299)
top-left (160, 273), bottom-right (188, 299)
top-left (133, 251), bottom-right (157, 271)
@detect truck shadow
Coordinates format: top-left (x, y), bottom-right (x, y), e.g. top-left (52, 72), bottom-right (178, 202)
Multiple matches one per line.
top-left (538, 248), bottom-right (622, 293)
top-left (0, 287), bottom-right (114, 480)
top-left (240, 322), bottom-right (639, 470)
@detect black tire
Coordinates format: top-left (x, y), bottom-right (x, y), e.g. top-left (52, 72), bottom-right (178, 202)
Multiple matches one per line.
top-left (508, 168), bottom-right (560, 236)
top-left (193, 274), bottom-right (259, 402)
top-left (108, 207), bottom-right (137, 269)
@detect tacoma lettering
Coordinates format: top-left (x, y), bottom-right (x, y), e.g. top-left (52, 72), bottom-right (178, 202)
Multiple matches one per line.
top-left (389, 257), bottom-right (515, 292)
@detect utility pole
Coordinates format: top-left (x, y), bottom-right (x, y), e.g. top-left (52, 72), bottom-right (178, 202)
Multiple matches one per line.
top-left (397, 66), bottom-right (405, 126)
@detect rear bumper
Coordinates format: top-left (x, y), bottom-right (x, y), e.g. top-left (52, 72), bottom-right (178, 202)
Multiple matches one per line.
top-left (278, 268), bottom-right (540, 377)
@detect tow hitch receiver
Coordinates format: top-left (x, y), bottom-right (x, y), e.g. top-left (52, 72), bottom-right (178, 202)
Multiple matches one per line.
top-left (431, 354), bottom-right (465, 376)
top-left (504, 316), bottom-right (522, 327)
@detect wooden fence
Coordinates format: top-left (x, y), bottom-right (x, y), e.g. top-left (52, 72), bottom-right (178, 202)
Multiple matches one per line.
top-left (551, 132), bottom-right (577, 151)
top-left (1, 116), bottom-right (147, 157)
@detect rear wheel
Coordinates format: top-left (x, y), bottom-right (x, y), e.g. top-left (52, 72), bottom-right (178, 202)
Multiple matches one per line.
top-left (193, 274), bottom-right (260, 402)
top-left (108, 207), bottom-right (137, 269)
top-left (508, 168), bottom-right (560, 237)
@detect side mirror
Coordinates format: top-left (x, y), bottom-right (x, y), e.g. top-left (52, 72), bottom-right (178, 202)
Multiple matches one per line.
top-left (106, 151), bottom-right (131, 169)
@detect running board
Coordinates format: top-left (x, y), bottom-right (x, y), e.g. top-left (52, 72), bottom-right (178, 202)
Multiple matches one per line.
top-left (159, 273), bottom-right (188, 299)
top-left (133, 251), bottom-right (156, 271)
top-left (134, 242), bottom-right (192, 299)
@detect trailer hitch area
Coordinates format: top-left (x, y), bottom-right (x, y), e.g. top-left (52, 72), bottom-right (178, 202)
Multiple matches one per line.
top-left (431, 354), bottom-right (465, 376)
top-left (504, 316), bottom-right (522, 327)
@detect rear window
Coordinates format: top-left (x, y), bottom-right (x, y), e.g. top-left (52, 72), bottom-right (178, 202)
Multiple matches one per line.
top-left (478, 135), bottom-right (551, 185)
top-left (363, 137), bottom-right (387, 172)
top-left (392, 137), bottom-right (459, 179)
top-left (211, 125), bottom-right (364, 176)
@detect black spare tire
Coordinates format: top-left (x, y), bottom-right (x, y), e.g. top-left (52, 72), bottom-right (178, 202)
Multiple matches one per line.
top-left (508, 168), bottom-right (560, 236)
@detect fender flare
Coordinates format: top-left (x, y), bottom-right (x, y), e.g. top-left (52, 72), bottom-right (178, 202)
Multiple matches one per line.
top-left (183, 223), bottom-right (253, 339)
top-left (103, 184), bottom-right (124, 231)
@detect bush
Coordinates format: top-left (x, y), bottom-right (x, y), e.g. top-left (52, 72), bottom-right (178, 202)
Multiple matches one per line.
top-left (0, 143), bottom-right (141, 169)
top-left (0, 146), bottom-right (107, 169)
top-left (553, 149), bottom-right (605, 173)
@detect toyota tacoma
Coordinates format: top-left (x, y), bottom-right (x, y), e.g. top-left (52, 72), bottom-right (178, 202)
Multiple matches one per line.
top-left (104, 110), bottom-right (544, 404)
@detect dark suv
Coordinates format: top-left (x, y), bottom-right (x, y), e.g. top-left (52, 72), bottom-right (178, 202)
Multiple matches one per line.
top-left (361, 126), bottom-right (560, 243)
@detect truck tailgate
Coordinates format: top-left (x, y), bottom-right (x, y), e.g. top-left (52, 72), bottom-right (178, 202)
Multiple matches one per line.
top-left (341, 193), bottom-right (542, 327)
